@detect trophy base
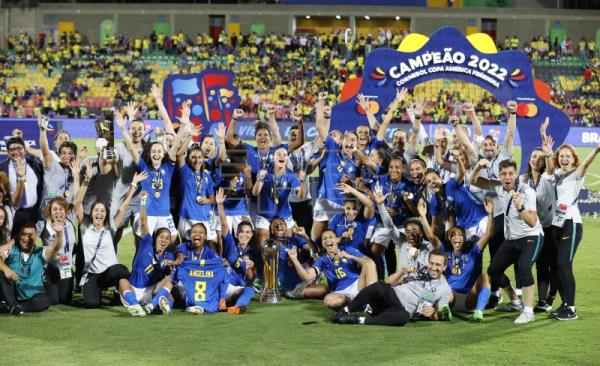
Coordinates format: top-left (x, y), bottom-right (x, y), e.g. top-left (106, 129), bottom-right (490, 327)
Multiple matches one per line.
top-left (260, 289), bottom-right (281, 303)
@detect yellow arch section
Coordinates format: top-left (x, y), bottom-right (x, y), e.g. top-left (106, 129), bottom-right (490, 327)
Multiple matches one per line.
top-left (397, 31), bottom-right (498, 54)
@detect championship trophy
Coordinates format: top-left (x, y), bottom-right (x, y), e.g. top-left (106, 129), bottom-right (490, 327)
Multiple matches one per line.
top-left (261, 239), bottom-right (281, 303)
top-left (94, 111), bottom-right (116, 160)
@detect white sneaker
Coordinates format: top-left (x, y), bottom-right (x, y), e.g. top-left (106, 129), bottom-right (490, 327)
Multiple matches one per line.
top-left (186, 306), bottom-right (205, 315)
top-left (158, 296), bottom-right (172, 315)
top-left (127, 304), bottom-right (147, 317)
top-left (514, 311), bottom-right (535, 324)
top-left (143, 303), bottom-right (155, 315)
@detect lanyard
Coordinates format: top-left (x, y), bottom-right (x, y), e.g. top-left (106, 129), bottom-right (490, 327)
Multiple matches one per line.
top-left (195, 169), bottom-right (203, 195)
top-left (86, 228), bottom-right (106, 266)
top-left (64, 223), bottom-right (70, 253)
top-left (553, 169), bottom-right (578, 205)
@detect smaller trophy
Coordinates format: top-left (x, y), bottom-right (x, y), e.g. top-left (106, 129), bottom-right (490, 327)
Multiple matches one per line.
top-left (260, 239), bottom-right (281, 303)
top-left (95, 111), bottom-right (115, 160)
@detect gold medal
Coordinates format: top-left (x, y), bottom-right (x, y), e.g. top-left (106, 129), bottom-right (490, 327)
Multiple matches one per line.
top-left (347, 226), bottom-right (354, 235)
top-left (154, 191), bottom-right (161, 199)
top-left (64, 190), bottom-right (71, 198)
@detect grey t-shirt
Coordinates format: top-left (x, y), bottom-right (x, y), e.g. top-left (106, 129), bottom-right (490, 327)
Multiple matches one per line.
top-left (491, 183), bottom-right (543, 240)
top-left (42, 160), bottom-right (75, 207)
top-left (393, 274), bottom-right (452, 317)
top-left (110, 142), bottom-right (141, 217)
top-left (397, 241), bottom-right (435, 270)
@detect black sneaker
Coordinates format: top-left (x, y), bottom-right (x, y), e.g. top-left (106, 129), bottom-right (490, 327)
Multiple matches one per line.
top-left (10, 304), bottom-right (24, 316)
top-left (485, 295), bottom-right (500, 309)
top-left (335, 314), bottom-right (360, 324)
top-left (554, 307), bottom-right (578, 321)
top-left (0, 301), bottom-right (9, 313)
top-left (329, 308), bottom-right (350, 323)
top-left (534, 300), bottom-right (552, 313)
top-left (551, 304), bottom-right (567, 317)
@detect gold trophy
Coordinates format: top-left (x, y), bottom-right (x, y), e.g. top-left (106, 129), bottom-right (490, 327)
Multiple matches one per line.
top-left (260, 239), bottom-right (281, 303)
top-left (94, 112), bottom-right (115, 160)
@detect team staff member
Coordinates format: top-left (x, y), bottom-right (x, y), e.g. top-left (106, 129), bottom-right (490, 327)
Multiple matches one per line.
top-left (472, 159), bottom-right (543, 324)
top-left (544, 142), bottom-right (600, 320)
top-left (0, 223), bottom-right (63, 315)
top-left (330, 250), bottom-right (452, 326)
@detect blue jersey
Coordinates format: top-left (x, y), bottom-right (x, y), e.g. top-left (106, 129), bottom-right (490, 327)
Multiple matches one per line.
top-left (278, 236), bottom-right (308, 291)
top-left (178, 163), bottom-right (215, 221)
top-left (372, 175), bottom-right (414, 226)
top-left (328, 214), bottom-right (375, 252)
top-left (257, 169), bottom-right (300, 220)
top-left (317, 136), bottom-right (358, 205)
top-left (220, 173), bottom-right (249, 216)
top-left (313, 247), bottom-right (364, 292)
top-left (222, 233), bottom-right (254, 287)
top-left (175, 242), bottom-right (220, 262)
top-left (175, 259), bottom-right (227, 313)
top-left (429, 178), bottom-right (487, 229)
top-left (441, 243), bottom-right (482, 294)
top-left (4, 245), bottom-right (46, 301)
top-left (138, 159), bottom-right (175, 216)
top-left (243, 142), bottom-right (288, 177)
top-left (129, 234), bottom-right (174, 289)
top-left (359, 164), bottom-right (384, 188)
top-left (205, 156), bottom-right (222, 187)
top-left (365, 137), bottom-right (387, 155)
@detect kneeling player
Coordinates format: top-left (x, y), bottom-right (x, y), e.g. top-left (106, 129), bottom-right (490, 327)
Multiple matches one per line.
top-left (419, 197), bottom-right (494, 322)
top-left (129, 192), bottom-right (175, 315)
top-left (287, 230), bottom-right (377, 310)
top-left (217, 188), bottom-right (256, 314)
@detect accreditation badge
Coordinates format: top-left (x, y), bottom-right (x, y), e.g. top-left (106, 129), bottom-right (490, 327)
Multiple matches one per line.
top-left (58, 253), bottom-right (73, 279)
top-left (551, 203), bottom-right (569, 228)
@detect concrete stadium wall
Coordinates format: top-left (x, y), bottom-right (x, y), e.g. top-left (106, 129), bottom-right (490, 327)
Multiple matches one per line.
top-left (1, 4), bottom-right (599, 48)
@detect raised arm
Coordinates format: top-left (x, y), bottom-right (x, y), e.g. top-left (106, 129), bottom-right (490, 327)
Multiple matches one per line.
top-left (296, 171), bottom-right (308, 200)
top-left (476, 197), bottom-right (494, 251)
top-left (214, 122), bottom-right (228, 165)
top-left (453, 149), bottom-right (465, 184)
top-left (139, 191), bottom-right (149, 238)
top-left (113, 171), bottom-right (147, 228)
top-left (576, 141), bottom-right (600, 179)
top-left (434, 144), bottom-right (453, 173)
top-left (316, 100), bottom-right (331, 141)
top-left (177, 134), bottom-right (193, 168)
top-left (150, 83), bottom-right (175, 135)
top-left (373, 184), bottom-right (402, 243)
top-left (11, 158), bottom-right (27, 207)
top-left (215, 188), bottom-right (229, 236)
top-left (417, 199), bottom-right (441, 248)
top-left (503, 101), bottom-right (517, 155)
top-left (462, 102), bottom-right (482, 139)
top-left (469, 159), bottom-right (493, 189)
top-left (376, 88), bottom-right (407, 141)
top-left (449, 115), bottom-right (478, 164)
top-left (542, 134), bottom-right (555, 174)
top-left (44, 221), bottom-right (64, 262)
top-left (288, 109), bottom-right (305, 152)
top-left (286, 247), bottom-right (317, 282)
top-left (38, 114), bottom-right (54, 169)
top-left (74, 162), bottom-right (93, 222)
top-left (252, 169), bottom-right (267, 197)
top-left (354, 148), bottom-right (378, 172)
top-left (168, 100), bottom-right (192, 162)
top-left (114, 110), bottom-right (140, 164)
top-left (336, 182), bottom-right (375, 219)
top-left (225, 109), bottom-right (244, 147)
top-left (266, 105), bottom-right (282, 146)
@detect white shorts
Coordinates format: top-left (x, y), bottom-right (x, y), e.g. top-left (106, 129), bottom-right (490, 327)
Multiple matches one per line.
top-left (227, 215), bottom-right (254, 235)
top-left (313, 198), bottom-right (344, 222)
top-left (132, 285), bottom-right (154, 305)
top-left (465, 215), bottom-right (488, 243)
top-left (134, 213), bottom-right (177, 237)
top-left (226, 284), bottom-right (245, 302)
top-left (333, 279), bottom-right (359, 301)
top-left (451, 291), bottom-right (474, 313)
top-left (178, 218), bottom-right (218, 242)
top-left (255, 215), bottom-right (295, 231)
top-left (371, 224), bottom-right (392, 248)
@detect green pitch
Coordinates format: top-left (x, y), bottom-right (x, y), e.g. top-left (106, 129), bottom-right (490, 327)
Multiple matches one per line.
top-left (2, 139), bottom-right (598, 365)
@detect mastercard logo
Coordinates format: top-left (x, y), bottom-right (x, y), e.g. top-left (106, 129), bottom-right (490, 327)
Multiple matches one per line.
top-left (516, 102), bottom-right (538, 118)
top-left (357, 100), bottom-right (380, 115)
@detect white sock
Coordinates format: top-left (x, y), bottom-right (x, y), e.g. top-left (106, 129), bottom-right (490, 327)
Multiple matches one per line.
top-left (358, 317), bottom-right (365, 324)
top-left (493, 291), bottom-right (500, 297)
top-left (515, 288), bottom-right (523, 296)
top-left (569, 306), bottom-right (576, 312)
top-left (524, 306), bottom-right (533, 315)
top-left (343, 306), bottom-right (349, 313)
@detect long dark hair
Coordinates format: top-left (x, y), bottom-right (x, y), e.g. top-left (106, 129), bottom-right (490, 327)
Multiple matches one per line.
top-left (89, 200), bottom-right (111, 228)
top-left (523, 148), bottom-right (546, 182)
top-left (142, 141), bottom-right (168, 167)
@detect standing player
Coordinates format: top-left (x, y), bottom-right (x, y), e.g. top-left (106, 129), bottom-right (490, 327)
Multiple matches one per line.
top-left (287, 229), bottom-right (377, 310)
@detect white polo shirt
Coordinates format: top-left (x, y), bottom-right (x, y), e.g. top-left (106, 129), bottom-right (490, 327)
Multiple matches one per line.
top-left (80, 219), bottom-right (117, 274)
top-left (492, 183), bottom-right (543, 240)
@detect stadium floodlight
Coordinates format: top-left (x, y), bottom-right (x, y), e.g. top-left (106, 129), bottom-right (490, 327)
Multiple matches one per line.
top-left (305, 15), bottom-right (311, 19)
top-left (336, 15), bottom-right (341, 20)
top-left (395, 16), bottom-right (400, 20)
top-left (364, 15), bottom-right (370, 20)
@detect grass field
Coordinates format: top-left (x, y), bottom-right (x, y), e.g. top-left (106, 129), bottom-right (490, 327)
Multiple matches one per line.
top-left (1, 139), bottom-right (600, 365)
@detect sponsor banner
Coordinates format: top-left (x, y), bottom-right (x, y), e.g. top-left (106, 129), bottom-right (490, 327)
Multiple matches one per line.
top-left (0, 119), bottom-right (61, 154)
